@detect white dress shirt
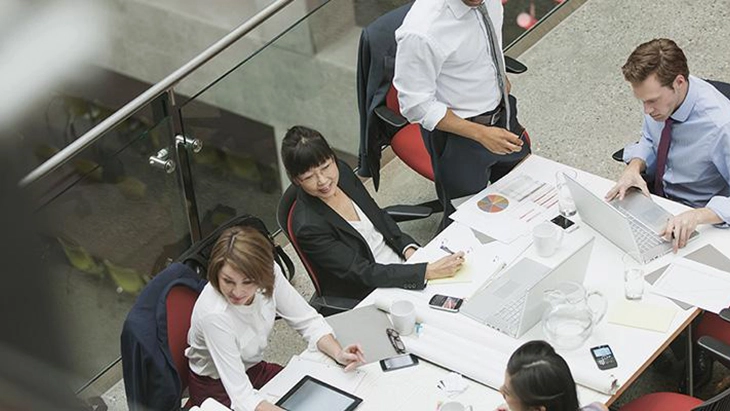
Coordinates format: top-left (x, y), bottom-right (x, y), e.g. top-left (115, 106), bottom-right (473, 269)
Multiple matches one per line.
top-left (394, 0), bottom-right (505, 131)
top-left (186, 265), bottom-right (333, 411)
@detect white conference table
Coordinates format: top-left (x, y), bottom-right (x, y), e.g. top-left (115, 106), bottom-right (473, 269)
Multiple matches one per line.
top-left (265, 154), bottom-right (730, 410)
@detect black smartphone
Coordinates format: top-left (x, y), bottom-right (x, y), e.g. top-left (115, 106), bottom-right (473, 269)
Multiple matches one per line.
top-left (428, 294), bottom-right (464, 313)
top-left (380, 353), bottom-right (419, 372)
top-left (551, 215), bottom-right (578, 233)
top-left (591, 345), bottom-right (618, 370)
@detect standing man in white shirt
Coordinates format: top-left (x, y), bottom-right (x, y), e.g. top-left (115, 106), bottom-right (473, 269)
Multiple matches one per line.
top-left (394, 0), bottom-right (531, 226)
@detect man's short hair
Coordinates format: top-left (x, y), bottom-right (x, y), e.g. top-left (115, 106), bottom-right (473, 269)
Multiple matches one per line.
top-left (622, 38), bottom-right (690, 88)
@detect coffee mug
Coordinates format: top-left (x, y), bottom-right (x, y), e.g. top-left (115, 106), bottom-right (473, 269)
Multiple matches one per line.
top-left (390, 300), bottom-right (416, 336)
top-left (439, 401), bottom-right (473, 411)
top-left (533, 221), bottom-right (563, 257)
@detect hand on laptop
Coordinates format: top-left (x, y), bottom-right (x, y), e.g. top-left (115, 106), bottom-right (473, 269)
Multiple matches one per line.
top-left (662, 208), bottom-right (722, 252)
top-left (605, 163), bottom-right (650, 201)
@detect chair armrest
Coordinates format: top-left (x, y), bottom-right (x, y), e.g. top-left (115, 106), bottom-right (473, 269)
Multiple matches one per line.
top-left (719, 308), bottom-right (730, 322)
top-left (505, 55), bottom-right (527, 74)
top-left (310, 295), bottom-right (359, 317)
top-left (698, 335), bottom-right (730, 364)
top-left (385, 204), bottom-right (433, 223)
top-left (612, 148), bottom-right (625, 163)
top-left (374, 106), bottom-right (408, 128)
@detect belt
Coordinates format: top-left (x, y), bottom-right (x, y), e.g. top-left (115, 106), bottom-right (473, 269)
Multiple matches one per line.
top-left (468, 106), bottom-right (503, 126)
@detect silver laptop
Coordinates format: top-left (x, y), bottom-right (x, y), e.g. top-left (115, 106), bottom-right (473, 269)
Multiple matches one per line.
top-left (460, 238), bottom-right (594, 338)
top-left (564, 174), bottom-right (697, 264)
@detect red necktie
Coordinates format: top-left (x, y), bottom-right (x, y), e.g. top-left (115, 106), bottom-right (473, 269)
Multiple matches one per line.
top-left (654, 118), bottom-right (674, 197)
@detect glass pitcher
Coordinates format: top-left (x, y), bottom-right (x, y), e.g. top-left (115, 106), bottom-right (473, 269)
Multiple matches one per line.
top-left (542, 281), bottom-right (607, 350)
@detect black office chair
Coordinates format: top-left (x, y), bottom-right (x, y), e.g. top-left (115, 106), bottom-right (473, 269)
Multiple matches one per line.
top-left (356, 2), bottom-right (528, 223)
top-left (612, 79), bottom-right (730, 163)
top-left (276, 184), bottom-right (359, 316)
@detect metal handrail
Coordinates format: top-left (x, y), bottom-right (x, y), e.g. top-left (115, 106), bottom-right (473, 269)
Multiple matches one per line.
top-left (19, 0), bottom-right (295, 188)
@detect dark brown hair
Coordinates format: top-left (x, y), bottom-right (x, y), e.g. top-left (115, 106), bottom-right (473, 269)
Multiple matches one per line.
top-left (506, 340), bottom-right (580, 411)
top-left (207, 226), bottom-right (275, 298)
top-left (622, 38), bottom-right (689, 88)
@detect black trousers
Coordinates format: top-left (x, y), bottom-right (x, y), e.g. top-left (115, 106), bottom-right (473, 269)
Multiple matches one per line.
top-left (421, 94), bottom-right (531, 225)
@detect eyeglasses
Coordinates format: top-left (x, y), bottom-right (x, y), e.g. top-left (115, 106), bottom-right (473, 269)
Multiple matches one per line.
top-left (386, 328), bottom-right (406, 354)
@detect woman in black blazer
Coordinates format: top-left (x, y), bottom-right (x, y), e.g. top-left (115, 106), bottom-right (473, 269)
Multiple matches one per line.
top-left (281, 126), bottom-right (463, 301)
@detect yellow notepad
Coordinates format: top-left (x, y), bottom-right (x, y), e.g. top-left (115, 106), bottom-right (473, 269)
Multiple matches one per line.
top-left (607, 300), bottom-right (676, 333)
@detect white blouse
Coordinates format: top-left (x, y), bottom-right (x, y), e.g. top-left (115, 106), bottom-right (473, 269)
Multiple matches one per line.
top-left (347, 202), bottom-right (406, 265)
top-left (186, 265), bottom-right (333, 411)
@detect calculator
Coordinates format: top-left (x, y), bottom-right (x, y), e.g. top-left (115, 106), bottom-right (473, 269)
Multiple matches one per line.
top-left (591, 345), bottom-right (618, 370)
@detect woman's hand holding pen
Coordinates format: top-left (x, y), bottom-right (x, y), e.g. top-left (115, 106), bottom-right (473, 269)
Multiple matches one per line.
top-left (425, 251), bottom-right (465, 280)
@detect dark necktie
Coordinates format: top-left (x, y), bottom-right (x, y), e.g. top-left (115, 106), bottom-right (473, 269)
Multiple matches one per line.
top-left (654, 118), bottom-right (674, 197)
top-left (477, 3), bottom-right (510, 131)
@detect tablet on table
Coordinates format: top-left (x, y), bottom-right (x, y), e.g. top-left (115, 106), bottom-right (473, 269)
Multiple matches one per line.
top-left (275, 375), bottom-right (362, 411)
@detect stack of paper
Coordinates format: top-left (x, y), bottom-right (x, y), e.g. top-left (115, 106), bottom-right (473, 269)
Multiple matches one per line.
top-left (651, 258), bottom-right (730, 313)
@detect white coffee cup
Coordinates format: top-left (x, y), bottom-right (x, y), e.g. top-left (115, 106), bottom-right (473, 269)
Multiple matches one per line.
top-left (439, 401), bottom-right (473, 411)
top-left (390, 300), bottom-right (416, 336)
top-left (533, 222), bottom-right (563, 257)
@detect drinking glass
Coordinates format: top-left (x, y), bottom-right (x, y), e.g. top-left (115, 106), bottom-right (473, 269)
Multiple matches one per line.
top-left (622, 252), bottom-right (645, 300)
top-left (555, 170), bottom-right (578, 217)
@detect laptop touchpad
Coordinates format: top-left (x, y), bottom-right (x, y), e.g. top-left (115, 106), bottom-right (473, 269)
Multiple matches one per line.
top-left (495, 280), bottom-right (521, 298)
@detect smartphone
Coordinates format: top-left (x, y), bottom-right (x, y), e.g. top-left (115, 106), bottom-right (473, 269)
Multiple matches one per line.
top-left (551, 215), bottom-right (578, 233)
top-left (380, 353), bottom-right (419, 372)
top-left (590, 345), bottom-right (618, 370)
top-left (428, 294), bottom-right (464, 313)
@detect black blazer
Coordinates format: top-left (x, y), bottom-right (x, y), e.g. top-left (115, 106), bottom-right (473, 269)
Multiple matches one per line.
top-left (356, 2), bottom-right (413, 190)
top-left (291, 159), bottom-right (427, 300)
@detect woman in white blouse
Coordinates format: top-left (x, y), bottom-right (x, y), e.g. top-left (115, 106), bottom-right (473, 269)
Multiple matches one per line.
top-left (186, 226), bottom-right (365, 411)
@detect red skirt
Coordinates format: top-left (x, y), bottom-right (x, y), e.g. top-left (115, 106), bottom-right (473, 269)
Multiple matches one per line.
top-left (187, 361), bottom-right (284, 408)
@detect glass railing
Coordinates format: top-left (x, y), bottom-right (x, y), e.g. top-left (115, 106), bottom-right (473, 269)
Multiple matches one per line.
top-left (19, 0), bottom-right (579, 394)
top-left (29, 95), bottom-right (191, 389)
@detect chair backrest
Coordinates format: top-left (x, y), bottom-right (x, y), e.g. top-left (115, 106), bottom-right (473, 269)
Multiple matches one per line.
top-left (385, 84), bottom-right (401, 116)
top-left (693, 385), bottom-right (730, 411)
top-left (707, 79), bottom-right (730, 100)
top-left (276, 184), bottom-right (323, 297)
top-left (165, 285), bottom-right (200, 391)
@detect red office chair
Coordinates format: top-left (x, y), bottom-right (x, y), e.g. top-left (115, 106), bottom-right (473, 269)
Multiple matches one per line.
top-left (276, 184), bottom-right (359, 316)
top-left (357, 2), bottom-right (528, 223)
top-left (620, 387), bottom-right (730, 411)
top-left (384, 85), bottom-right (434, 182)
top-left (697, 308), bottom-right (730, 366)
top-left (620, 317), bottom-right (730, 411)
top-left (166, 285), bottom-right (200, 396)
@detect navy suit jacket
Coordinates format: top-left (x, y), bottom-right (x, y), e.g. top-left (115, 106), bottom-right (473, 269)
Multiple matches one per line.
top-left (356, 2), bottom-right (413, 190)
top-left (291, 159), bottom-right (427, 300)
top-left (121, 263), bottom-right (206, 411)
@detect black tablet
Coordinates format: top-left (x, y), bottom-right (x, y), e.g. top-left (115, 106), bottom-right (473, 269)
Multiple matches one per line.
top-left (275, 375), bottom-right (362, 411)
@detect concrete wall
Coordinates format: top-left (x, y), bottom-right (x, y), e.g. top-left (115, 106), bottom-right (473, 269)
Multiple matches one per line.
top-left (96, 0), bottom-right (361, 177)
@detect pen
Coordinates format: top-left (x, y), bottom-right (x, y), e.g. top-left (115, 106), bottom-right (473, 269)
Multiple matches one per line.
top-left (440, 244), bottom-right (456, 255)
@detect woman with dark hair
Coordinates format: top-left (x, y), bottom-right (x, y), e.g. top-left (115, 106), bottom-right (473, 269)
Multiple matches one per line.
top-left (498, 341), bottom-right (607, 411)
top-left (281, 125), bottom-right (464, 301)
top-left (185, 225), bottom-right (365, 411)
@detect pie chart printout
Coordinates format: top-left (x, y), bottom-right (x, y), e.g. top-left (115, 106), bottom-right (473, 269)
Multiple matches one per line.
top-left (477, 194), bottom-right (509, 213)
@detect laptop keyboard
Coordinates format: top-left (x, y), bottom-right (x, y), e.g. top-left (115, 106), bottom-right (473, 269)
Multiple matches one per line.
top-left (492, 295), bottom-right (527, 336)
top-left (619, 207), bottom-right (664, 253)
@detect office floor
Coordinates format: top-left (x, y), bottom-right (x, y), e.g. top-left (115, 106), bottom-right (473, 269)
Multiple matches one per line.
top-left (103, 0), bottom-right (730, 408)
